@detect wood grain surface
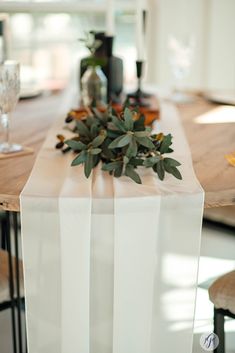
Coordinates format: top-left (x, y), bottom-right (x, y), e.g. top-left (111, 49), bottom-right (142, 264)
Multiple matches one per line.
top-left (179, 97), bottom-right (235, 208)
top-left (0, 92), bottom-right (65, 211)
top-left (0, 91), bottom-right (234, 211)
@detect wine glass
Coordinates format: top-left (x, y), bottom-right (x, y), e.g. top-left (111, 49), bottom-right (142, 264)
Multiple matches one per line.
top-left (0, 60), bottom-right (22, 153)
top-left (168, 35), bottom-right (195, 103)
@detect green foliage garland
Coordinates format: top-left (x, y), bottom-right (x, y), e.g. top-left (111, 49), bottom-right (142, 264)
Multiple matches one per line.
top-left (56, 105), bottom-right (182, 184)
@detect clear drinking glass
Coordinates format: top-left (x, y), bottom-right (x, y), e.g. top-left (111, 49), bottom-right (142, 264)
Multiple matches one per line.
top-left (168, 35), bottom-right (195, 103)
top-left (0, 60), bottom-right (22, 153)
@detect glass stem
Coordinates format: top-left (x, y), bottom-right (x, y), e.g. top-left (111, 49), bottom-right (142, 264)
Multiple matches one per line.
top-left (1, 113), bottom-right (10, 148)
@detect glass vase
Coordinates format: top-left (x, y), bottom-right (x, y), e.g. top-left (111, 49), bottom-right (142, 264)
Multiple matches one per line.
top-left (81, 66), bottom-right (107, 107)
top-left (0, 60), bottom-right (22, 153)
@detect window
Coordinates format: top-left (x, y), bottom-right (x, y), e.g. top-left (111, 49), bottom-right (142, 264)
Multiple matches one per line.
top-left (1, 0), bottom-right (137, 89)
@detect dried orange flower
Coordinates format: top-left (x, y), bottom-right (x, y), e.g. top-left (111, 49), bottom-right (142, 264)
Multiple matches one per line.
top-left (225, 152), bottom-right (235, 167)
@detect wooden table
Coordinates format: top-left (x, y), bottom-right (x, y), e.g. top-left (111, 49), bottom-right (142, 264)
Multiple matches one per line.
top-left (179, 97), bottom-right (235, 208)
top-left (0, 92), bottom-right (234, 212)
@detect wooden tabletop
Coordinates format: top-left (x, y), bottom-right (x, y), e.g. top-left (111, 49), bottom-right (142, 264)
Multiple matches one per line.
top-left (0, 91), bottom-right (234, 212)
top-left (179, 97), bottom-right (235, 208)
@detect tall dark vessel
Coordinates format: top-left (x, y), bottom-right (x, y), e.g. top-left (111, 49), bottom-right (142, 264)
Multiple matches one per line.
top-left (79, 32), bottom-right (123, 103)
top-left (0, 15), bottom-right (9, 63)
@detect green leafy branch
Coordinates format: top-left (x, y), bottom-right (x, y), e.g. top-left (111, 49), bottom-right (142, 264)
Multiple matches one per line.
top-left (56, 106), bottom-right (182, 184)
top-left (79, 31), bottom-right (106, 68)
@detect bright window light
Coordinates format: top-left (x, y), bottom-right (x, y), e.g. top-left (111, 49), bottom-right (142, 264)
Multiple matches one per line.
top-left (195, 106), bottom-right (235, 124)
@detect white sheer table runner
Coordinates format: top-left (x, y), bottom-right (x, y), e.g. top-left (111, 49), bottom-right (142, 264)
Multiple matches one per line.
top-left (20, 91), bottom-right (204, 353)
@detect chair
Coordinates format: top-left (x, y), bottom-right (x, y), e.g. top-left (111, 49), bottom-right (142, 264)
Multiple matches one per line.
top-left (0, 210), bottom-right (25, 353)
top-left (209, 271), bottom-right (235, 353)
top-left (0, 249), bottom-right (24, 353)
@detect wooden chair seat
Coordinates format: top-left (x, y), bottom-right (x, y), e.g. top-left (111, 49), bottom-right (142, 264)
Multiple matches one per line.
top-left (209, 271), bottom-right (235, 353)
top-left (209, 271), bottom-right (235, 314)
top-left (0, 249), bottom-right (24, 304)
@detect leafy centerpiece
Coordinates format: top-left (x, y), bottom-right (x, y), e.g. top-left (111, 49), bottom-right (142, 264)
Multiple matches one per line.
top-left (56, 105), bottom-right (182, 184)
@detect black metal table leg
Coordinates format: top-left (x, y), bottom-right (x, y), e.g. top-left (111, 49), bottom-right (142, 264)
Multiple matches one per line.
top-left (13, 212), bottom-right (23, 353)
top-left (5, 211), bottom-right (18, 353)
top-left (1, 212), bottom-right (7, 249)
top-left (214, 308), bottom-right (225, 353)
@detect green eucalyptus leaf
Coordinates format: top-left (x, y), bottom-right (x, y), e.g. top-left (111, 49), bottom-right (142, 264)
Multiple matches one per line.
top-left (86, 116), bottom-right (97, 127)
top-left (134, 130), bottom-right (149, 138)
top-left (93, 154), bottom-right (100, 167)
top-left (126, 138), bottom-right (137, 158)
top-left (134, 114), bottom-right (145, 131)
top-left (108, 134), bottom-right (132, 149)
top-left (167, 166), bottom-right (182, 180)
top-left (125, 165), bottom-right (142, 184)
top-left (91, 107), bottom-right (104, 120)
top-left (136, 136), bottom-right (155, 149)
top-left (160, 134), bottom-right (173, 154)
top-left (90, 148), bottom-right (102, 155)
top-left (164, 157), bottom-right (181, 168)
top-left (101, 138), bottom-right (116, 159)
top-left (92, 133), bottom-right (106, 147)
top-left (114, 165), bottom-right (123, 177)
top-left (124, 107), bottom-right (134, 130)
top-left (166, 147), bottom-right (174, 153)
top-left (129, 158), bottom-right (144, 167)
top-left (107, 129), bottom-right (123, 139)
top-left (102, 161), bottom-right (123, 171)
top-left (90, 123), bottom-right (99, 138)
top-left (76, 120), bottom-right (91, 138)
top-left (84, 153), bottom-right (93, 178)
top-left (71, 151), bottom-right (87, 166)
top-left (143, 156), bottom-right (161, 168)
top-left (112, 116), bottom-right (127, 132)
top-left (154, 160), bottom-right (165, 180)
top-left (65, 139), bottom-right (86, 151)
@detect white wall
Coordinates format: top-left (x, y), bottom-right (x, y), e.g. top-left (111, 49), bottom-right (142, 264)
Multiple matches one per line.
top-left (206, 0), bottom-right (235, 90)
top-left (146, 0), bottom-right (235, 91)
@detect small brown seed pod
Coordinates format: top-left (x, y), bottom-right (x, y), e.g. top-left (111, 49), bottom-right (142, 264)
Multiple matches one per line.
top-left (56, 141), bottom-right (64, 149)
top-left (65, 114), bottom-right (73, 123)
top-left (56, 134), bottom-right (65, 142)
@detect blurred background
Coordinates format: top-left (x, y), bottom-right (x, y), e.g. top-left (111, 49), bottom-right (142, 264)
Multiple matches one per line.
top-left (0, 0), bottom-right (235, 92)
